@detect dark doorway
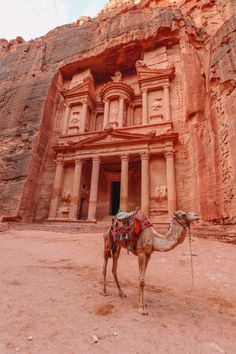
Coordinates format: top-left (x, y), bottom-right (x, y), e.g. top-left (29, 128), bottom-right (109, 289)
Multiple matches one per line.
top-left (111, 181), bottom-right (120, 215)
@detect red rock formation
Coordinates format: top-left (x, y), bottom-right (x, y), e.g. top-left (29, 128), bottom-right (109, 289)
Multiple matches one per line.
top-left (0, 0), bottom-right (235, 239)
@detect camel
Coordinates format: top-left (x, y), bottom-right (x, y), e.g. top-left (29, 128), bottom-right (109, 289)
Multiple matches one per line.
top-left (103, 209), bottom-right (199, 315)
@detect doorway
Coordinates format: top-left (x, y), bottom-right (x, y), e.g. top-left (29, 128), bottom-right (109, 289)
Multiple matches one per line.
top-left (110, 181), bottom-right (120, 215)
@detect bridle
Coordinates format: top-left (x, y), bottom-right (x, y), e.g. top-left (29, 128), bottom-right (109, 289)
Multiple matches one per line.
top-left (173, 216), bottom-right (190, 228)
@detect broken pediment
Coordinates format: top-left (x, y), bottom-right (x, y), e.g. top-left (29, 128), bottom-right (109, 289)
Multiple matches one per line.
top-left (136, 61), bottom-right (175, 82)
top-left (60, 74), bottom-right (95, 102)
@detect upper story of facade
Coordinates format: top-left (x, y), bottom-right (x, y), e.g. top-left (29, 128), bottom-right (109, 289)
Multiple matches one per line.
top-left (55, 47), bottom-right (176, 147)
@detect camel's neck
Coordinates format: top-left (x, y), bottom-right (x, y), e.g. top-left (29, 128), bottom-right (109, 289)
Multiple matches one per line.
top-left (151, 219), bottom-right (187, 252)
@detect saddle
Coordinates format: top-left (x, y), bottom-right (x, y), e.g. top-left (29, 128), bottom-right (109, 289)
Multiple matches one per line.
top-left (110, 209), bottom-right (152, 254)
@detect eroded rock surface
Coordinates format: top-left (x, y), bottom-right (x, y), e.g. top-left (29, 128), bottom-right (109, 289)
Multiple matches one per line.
top-left (0, 0), bottom-right (235, 237)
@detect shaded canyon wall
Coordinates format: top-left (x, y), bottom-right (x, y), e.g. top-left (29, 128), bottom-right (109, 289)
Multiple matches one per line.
top-left (0, 0), bottom-right (235, 225)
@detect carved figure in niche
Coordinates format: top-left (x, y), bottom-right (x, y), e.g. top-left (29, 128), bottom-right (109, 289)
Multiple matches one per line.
top-left (69, 112), bottom-right (80, 127)
top-left (151, 98), bottom-right (162, 112)
top-left (61, 189), bottom-right (72, 205)
top-left (111, 71), bottom-right (123, 82)
top-left (109, 107), bottom-right (118, 128)
top-left (154, 185), bottom-right (167, 202)
top-left (80, 184), bottom-right (89, 198)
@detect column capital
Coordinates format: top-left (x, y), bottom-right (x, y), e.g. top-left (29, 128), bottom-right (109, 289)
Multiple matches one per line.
top-left (75, 157), bottom-right (83, 166)
top-left (92, 155), bottom-right (101, 163)
top-left (120, 154), bottom-right (129, 162)
top-left (164, 150), bottom-right (175, 159)
top-left (56, 157), bottom-right (64, 166)
top-left (63, 102), bottom-right (70, 108)
top-left (141, 88), bottom-right (148, 93)
top-left (140, 151), bottom-right (150, 160)
top-left (163, 83), bottom-right (170, 89)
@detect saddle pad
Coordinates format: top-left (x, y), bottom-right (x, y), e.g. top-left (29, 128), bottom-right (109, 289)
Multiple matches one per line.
top-left (116, 209), bottom-right (136, 220)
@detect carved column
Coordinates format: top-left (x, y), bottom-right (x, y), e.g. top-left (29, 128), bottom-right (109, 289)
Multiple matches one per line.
top-left (103, 99), bottom-right (110, 129)
top-left (88, 156), bottom-right (101, 221)
top-left (140, 152), bottom-right (150, 216)
top-left (163, 85), bottom-right (171, 121)
top-left (80, 100), bottom-right (88, 133)
top-left (69, 158), bottom-right (83, 220)
top-left (48, 157), bottom-right (64, 219)
top-left (164, 151), bottom-right (177, 217)
top-left (142, 89), bottom-right (148, 125)
top-left (120, 154), bottom-right (129, 211)
top-left (62, 104), bottom-right (70, 135)
top-left (118, 97), bottom-right (125, 128)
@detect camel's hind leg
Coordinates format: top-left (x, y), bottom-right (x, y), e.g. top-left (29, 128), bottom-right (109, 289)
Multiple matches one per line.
top-left (103, 253), bottom-right (109, 296)
top-left (112, 249), bottom-right (126, 298)
top-left (103, 231), bottom-right (112, 296)
top-left (138, 253), bottom-right (151, 315)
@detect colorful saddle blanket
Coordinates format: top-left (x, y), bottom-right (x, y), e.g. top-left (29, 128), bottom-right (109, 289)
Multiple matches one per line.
top-left (116, 209), bottom-right (137, 220)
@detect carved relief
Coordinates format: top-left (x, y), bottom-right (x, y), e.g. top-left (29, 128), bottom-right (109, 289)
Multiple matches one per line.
top-left (61, 189), bottom-right (72, 204)
top-left (151, 98), bottom-right (162, 112)
top-left (69, 111), bottom-right (80, 128)
top-left (111, 71), bottom-right (123, 82)
top-left (154, 185), bottom-right (167, 202)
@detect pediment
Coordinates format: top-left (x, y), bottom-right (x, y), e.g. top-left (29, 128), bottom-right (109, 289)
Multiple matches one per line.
top-left (61, 77), bottom-right (95, 100)
top-left (77, 129), bottom-right (149, 148)
top-left (136, 61), bottom-right (175, 81)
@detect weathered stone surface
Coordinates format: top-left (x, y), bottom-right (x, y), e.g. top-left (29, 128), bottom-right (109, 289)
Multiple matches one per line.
top-left (0, 0), bottom-right (235, 240)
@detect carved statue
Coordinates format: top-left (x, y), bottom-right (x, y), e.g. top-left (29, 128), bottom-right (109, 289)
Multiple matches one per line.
top-left (154, 185), bottom-right (167, 202)
top-left (69, 112), bottom-right (80, 127)
top-left (111, 71), bottom-right (123, 82)
top-left (61, 189), bottom-right (72, 205)
top-left (151, 98), bottom-right (162, 112)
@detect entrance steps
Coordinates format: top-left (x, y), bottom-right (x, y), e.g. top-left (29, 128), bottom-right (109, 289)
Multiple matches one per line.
top-left (5, 221), bottom-right (236, 243)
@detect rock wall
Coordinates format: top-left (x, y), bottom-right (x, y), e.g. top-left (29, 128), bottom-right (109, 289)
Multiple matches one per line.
top-left (0, 0), bottom-right (235, 228)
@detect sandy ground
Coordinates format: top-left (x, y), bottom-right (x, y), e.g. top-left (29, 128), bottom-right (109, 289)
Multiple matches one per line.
top-left (0, 229), bottom-right (235, 354)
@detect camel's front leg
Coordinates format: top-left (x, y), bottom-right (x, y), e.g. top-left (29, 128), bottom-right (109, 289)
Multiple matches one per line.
top-left (138, 253), bottom-right (151, 315)
top-left (112, 249), bottom-right (126, 298)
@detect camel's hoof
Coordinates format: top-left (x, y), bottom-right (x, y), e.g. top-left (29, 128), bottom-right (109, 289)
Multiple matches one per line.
top-left (119, 292), bottom-right (127, 298)
top-left (138, 307), bottom-right (149, 316)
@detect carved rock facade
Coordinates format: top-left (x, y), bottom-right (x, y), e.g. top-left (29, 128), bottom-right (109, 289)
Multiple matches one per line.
top-left (0, 0), bottom-right (235, 236)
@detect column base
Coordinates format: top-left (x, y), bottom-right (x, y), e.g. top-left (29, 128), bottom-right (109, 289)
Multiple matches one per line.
top-left (86, 219), bottom-right (97, 224)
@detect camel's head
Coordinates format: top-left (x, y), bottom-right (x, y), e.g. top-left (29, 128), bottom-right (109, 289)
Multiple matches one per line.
top-left (173, 210), bottom-right (199, 225)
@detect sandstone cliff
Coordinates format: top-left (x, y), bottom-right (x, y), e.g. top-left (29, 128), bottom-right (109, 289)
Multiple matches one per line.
top-left (0, 0), bottom-right (235, 229)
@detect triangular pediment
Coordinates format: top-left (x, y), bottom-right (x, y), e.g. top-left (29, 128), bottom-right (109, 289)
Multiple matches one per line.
top-left (136, 61), bottom-right (175, 81)
top-left (61, 76), bottom-right (95, 100)
top-left (77, 129), bottom-right (150, 148)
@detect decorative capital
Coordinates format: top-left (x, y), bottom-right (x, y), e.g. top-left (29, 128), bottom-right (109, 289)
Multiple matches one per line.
top-left (140, 151), bottom-right (150, 160)
top-left (92, 155), bottom-right (101, 163)
top-left (75, 157), bottom-right (83, 166)
top-left (56, 157), bottom-right (64, 166)
top-left (164, 150), bottom-right (175, 159)
top-left (141, 88), bottom-right (148, 94)
top-left (120, 154), bottom-right (129, 162)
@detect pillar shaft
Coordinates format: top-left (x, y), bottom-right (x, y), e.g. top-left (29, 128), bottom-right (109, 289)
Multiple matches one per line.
top-left (120, 154), bottom-right (129, 211)
top-left (88, 156), bottom-right (101, 221)
top-left (48, 158), bottom-right (64, 218)
top-left (118, 97), bottom-right (125, 128)
top-left (140, 152), bottom-right (150, 216)
top-left (163, 85), bottom-right (171, 121)
top-left (165, 151), bottom-right (177, 217)
top-left (80, 101), bottom-right (88, 133)
top-left (103, 100), bottom-right (110, 129)
top-left (69, 158), bottom-right (83, 220)
top-left (62, 105), bottom-right (70, 135)
top-left (142, 89), bottom-right (148, 125)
